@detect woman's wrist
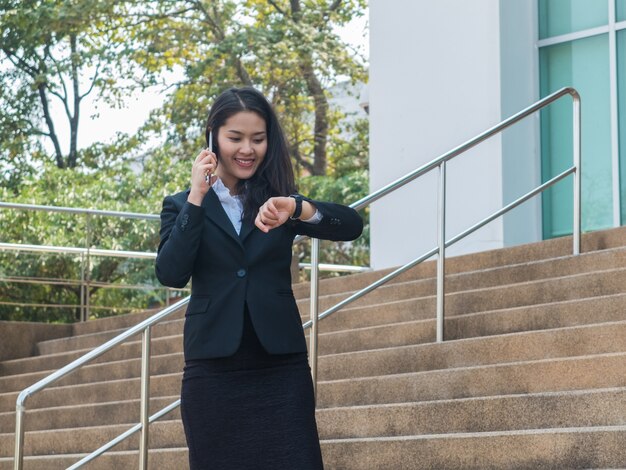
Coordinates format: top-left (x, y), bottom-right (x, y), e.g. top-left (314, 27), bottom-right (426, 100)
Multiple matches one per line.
top-left (188, 189), bottom-right (205, 207)
top-left (299, 201), bottom-right (316, 220)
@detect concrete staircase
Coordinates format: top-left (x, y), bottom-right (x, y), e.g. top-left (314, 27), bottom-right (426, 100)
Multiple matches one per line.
top-left (1, 226), bottom-right (625, 469)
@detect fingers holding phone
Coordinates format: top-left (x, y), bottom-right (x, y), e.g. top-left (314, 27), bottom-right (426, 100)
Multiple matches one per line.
top-left (188, 148), bottom-right (218, 206)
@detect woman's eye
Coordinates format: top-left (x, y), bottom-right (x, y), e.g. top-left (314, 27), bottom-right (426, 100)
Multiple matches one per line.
top-left (229, 137), bottom-right (241, 142)
top-left (253, 139), bottom-right (265, 144)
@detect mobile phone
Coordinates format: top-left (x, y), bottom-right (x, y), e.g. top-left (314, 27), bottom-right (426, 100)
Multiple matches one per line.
top-left (205, 131), bottom-right (213, 185)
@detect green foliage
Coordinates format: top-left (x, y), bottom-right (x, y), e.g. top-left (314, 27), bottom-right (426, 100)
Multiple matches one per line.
top-left (124, 0), bottom-right (367, 175)
top-left (0, 0), bottom-right (370, 322)
top-left (0, 152), bottom-right (191, 322)
top-left (295, 116), bottom-right (370, 278)
top-left (0, 0), bottom-right (138, 170)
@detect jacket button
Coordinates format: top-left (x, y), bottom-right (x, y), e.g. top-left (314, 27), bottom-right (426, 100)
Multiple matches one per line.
top-left (236, 269), bottom-right (247, 278)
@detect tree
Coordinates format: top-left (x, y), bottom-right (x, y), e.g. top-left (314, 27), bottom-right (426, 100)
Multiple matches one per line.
top-left (126, 0), bottom-right (367, 176)
top-left (0, 0), bottom-right (370, 322)
top-left (0, 0), bottom-right (135, 173)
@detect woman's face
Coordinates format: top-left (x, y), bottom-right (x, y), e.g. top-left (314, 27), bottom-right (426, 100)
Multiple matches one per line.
top-left (214, 111), bottom-right (268, 191)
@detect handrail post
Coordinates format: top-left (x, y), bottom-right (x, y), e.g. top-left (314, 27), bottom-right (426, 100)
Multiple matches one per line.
top-left (13, 401), bottom-right (25, 470)
top-left (572, 92), bottom-right (582, 255)
top-left (139, 326), bottom-right (151, 469)
top-left (84, 213), bottom-right (92, 322)
top-left (79, 252), bottom-right (86, 323)
top-left (309, 238), bottom-right (320, 403)
top-left (436, 162), bottom-right (447, 343)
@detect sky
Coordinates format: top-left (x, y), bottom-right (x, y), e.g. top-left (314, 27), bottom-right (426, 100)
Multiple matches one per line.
top-left (46, 11), bottom-right (369, 155)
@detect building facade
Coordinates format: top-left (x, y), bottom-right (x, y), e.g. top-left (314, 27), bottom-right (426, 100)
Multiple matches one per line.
top-left (368, 0), bottom-right (626, 269)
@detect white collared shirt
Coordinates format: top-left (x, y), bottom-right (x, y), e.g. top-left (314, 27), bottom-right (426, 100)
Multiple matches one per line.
top-left (211, 178), bottom-right (322, 235)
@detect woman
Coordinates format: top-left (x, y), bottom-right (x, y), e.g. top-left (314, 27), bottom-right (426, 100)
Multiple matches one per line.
top-left (155, 86), bottom-right (363, 469)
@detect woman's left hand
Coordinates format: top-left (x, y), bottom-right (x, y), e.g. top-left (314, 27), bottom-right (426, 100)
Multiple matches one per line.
top-left (255, 197), bottom-right (296, 233)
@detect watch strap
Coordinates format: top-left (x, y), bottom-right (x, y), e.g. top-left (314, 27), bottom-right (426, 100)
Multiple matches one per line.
top-left (289, 194), bottom-right (303, 220)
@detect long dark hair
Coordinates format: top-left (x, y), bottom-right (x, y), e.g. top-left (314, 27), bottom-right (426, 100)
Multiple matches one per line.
top-left (205, 87), bottom-right (296, 222)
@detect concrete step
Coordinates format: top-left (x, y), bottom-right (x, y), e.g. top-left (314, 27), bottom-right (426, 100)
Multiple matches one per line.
top-left (299, 267), bottom-right (626, 317)
top-left (4, 349), bottom-right (626, 434)
top-left (7, 283), bottom-right (625, 385)
top-left (3, 387), bottom-right (625, 457)
top-left (35, 316), bottom-right (184, 357)
top-left (12, 249), bottom-right (626, 364)
top-left (0, 373), bottom-right (182, 414)
top-left (310, 291), bottom-right (626, 343)
top-left (0, 395), bottom-right (180, 434)
top-left (30, 248), bottom-right (626, 358)
top-left (0, 418), bottom-right (184, 457)
top-left (320, 425), bottom-right (626, 469)
top-left (0, 447), bottom-right (189, 470)
top-left (0, 332), bottom-right (184, 377)
top-left (307, 293), bottom-right (626, 355)
top-left (316, 387), bottom-right (626, 439)
top-left (293, 225), bottom-right (626, 299)
top-left (319, 319), bottom-right (626, 381)
top-left (297, 246), bottom-right (626, 307)
top-left (0, 352), bottom-right (184, 395)
top-left (4, 317), bottom-right (626, 413)
top-left (317, 351), bottom-right (626, 408)
top-left (2, 427), bottom-right (625, 469)
top-left (71, 306), bottom-right (184, 337)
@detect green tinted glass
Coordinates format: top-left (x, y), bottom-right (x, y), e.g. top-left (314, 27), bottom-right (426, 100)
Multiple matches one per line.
top-left (618, 0), bottom-right (626, 22)
top-left (539, 34), bottom-right (613, 238)
top-left (618, 30), bottom-right (626, 223)
top-left (539, 0), bottom-right (608, 39)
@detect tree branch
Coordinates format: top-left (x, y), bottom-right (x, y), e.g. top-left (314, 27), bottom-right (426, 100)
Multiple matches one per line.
top-left (46, 47), bottom-right (69, 103)
top-left (290, 143), bottom-right (315, 174)
top-left (190, 0), bottom-right (253, 86)
top-left (289, 0), bottom-right (301, 19)
top-left (267, 0), bottom-right (287, 16)
top-left (79, 63), bottom-right (100, 100)
top-left (328, 0), bottom-right (342, 12)
top-left (2, 49), bottom-right (39, 77)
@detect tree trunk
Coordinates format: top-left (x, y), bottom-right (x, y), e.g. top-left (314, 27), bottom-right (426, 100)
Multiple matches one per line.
top-left (68, 34), bottom-right (80, 168)
top-left (302, 60), bottom-right (328, 176)
top-left (37, 83), bottom-right (65, 169)
top-left (290, 0), bottom-right (328, 176)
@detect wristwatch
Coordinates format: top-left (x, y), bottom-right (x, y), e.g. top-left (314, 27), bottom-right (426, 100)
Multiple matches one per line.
top-left (289, 194), bottom-right (303, 220)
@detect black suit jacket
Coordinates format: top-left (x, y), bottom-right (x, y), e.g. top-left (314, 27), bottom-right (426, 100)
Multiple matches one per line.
top-left (155, 189), bottom-right (363, 360)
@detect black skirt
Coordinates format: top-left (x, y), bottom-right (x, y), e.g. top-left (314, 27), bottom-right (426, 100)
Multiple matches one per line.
top-left (180, 307), bottom-right (324, 470)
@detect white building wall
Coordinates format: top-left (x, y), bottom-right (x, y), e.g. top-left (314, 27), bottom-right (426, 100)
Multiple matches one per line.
top-left (369, 0), bottom-right (507, 269)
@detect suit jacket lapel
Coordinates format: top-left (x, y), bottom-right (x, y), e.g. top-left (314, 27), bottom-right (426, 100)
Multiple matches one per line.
top-left (202, 189), bottom-right (244, 248)
top-left (239, 218), bottom-right (255, 243)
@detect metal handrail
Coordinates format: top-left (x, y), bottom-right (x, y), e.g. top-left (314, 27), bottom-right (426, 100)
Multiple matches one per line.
top-left (0, 201), bottom-right (160, 220)
top-left (14, 87), bottom-right (581, 469)
top-left (0, 240), bottom-right (369, 316)
top-left (13, 297), bottom-right (190, 470)
top-left (0, 203), bottom-right (159, 321)
top-left (305, 85), bottom-right (580, 381)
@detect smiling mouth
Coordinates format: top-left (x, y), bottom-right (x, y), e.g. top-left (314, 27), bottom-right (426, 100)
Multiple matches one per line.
top-left (234, 158), bottom-right (255, 168)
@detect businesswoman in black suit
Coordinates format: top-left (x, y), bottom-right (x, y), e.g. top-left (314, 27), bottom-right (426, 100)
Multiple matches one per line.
top-left (155, 87), bottom-right (363, 469)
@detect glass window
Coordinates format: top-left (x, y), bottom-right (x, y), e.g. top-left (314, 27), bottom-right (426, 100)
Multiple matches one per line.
top-left (618, 30), bottom-right (626, 223)
top-left (539, 0), bottom-right (608, 39)
top-left (618, 0), bottom-right (626, 22)
top-left (539, 34), bottom-right (613, 237)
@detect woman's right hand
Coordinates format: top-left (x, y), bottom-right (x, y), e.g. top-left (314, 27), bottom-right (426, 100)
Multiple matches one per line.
top-left (188, 149), bottom-right (218, 206)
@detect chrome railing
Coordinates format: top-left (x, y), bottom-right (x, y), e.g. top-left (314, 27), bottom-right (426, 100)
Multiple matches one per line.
top-left (13, 297), bottom-right (189, 470)
top-left (13, 87), bottom-right (581, 469)
top-left (0, 239), bottom-right (369, 317)
top-left (0, 203), bottom-right (160, 321)
top-left (305, 86), bottom-right (580, 394)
